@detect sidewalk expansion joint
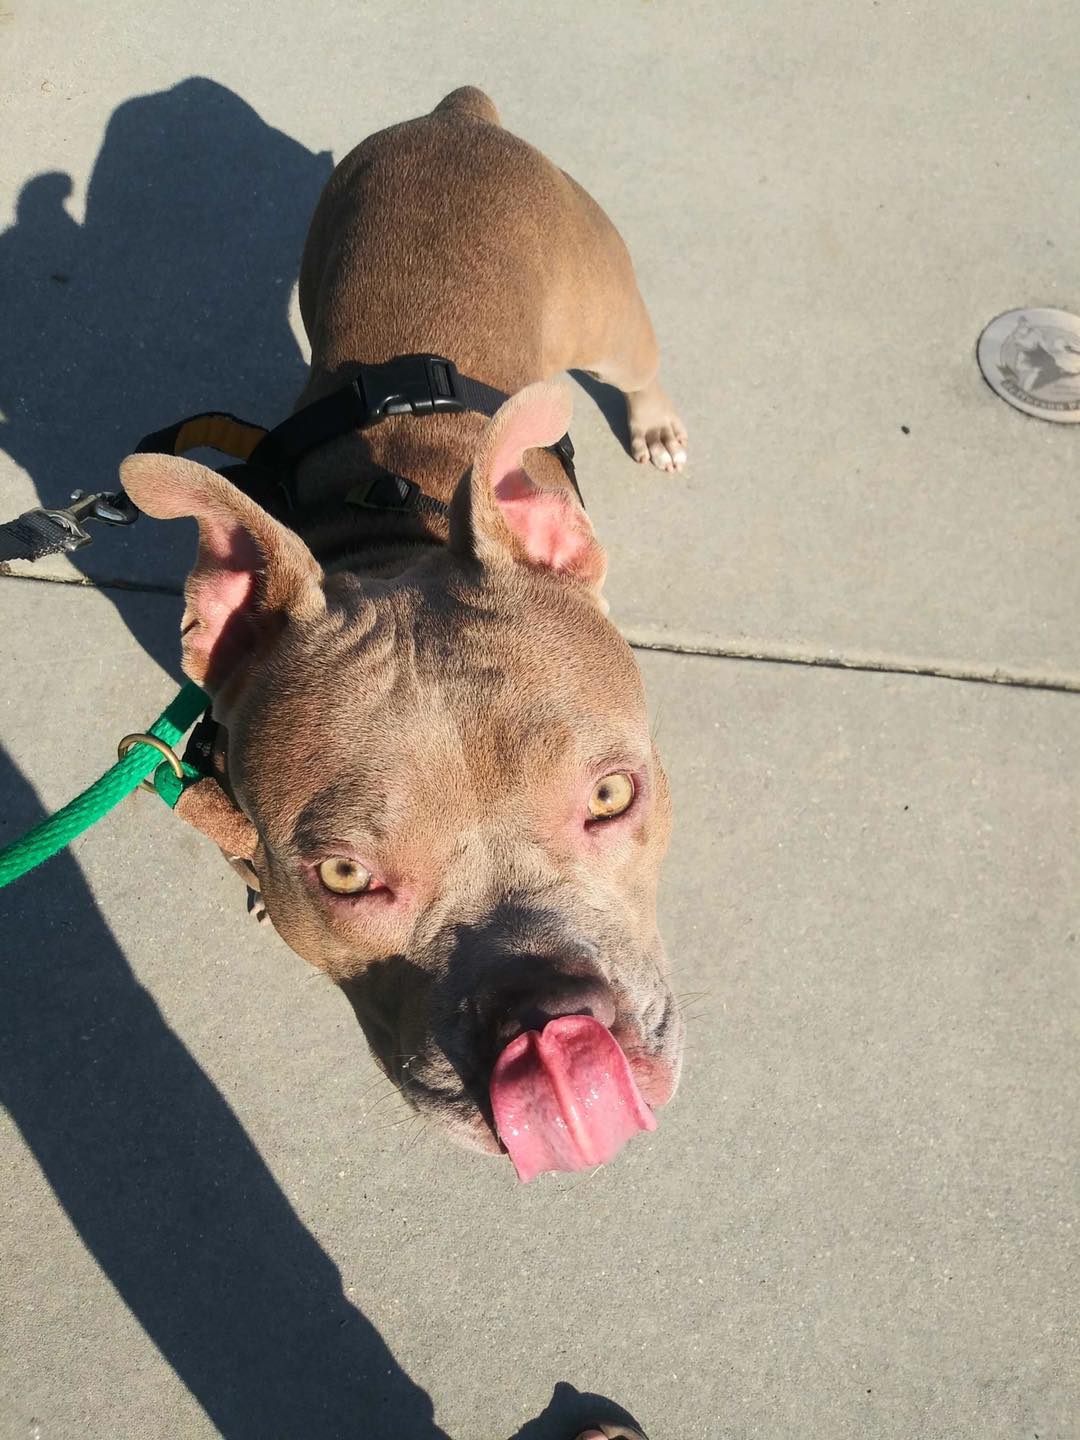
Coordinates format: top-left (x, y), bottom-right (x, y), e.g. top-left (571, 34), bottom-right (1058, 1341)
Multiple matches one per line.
top-left (622, 629), bottom-right (1080, 695)
top-left (3, 570), bottom-right (1079, 696)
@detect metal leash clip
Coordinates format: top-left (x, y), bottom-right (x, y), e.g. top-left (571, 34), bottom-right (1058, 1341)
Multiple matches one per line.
top-left (30, 489), bottom-right (139, 552)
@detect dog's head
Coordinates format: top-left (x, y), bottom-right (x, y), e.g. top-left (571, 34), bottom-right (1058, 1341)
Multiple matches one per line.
top-left (122, 383), bottom-right (682, 1174)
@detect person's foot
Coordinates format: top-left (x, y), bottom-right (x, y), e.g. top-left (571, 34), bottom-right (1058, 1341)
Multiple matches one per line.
top-left (575, 1426), bottom-right (646, 1439)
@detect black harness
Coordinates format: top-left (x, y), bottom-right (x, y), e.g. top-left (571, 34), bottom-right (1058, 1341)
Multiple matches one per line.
top-left (0, 353), bottom-right (580, 563)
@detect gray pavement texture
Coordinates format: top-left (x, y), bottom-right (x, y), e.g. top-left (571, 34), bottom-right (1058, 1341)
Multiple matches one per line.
top-left (0, 3), bottom-right (1077, 1439)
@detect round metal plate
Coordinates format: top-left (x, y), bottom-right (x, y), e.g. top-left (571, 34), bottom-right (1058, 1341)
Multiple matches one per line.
top-left (977, 307), bottom-right (1080, 422)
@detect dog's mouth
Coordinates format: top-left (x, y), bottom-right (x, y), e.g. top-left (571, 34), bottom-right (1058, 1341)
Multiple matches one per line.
top-left (393, 1014), bottom-right (677, 1180)
top-left (489, 1014), bottom-right (657, 1182)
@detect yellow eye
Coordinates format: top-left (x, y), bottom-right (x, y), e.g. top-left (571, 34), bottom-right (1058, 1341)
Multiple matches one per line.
top-left (318, 857), bottom-right (373, 895)
top-left (588, 772), bottom-right (635, 820)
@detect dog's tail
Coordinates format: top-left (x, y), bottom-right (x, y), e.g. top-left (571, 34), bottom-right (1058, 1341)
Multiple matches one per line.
top-left (434, 86), bottom-right (501, 127)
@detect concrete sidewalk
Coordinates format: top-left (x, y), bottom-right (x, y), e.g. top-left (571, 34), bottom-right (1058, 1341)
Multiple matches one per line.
top-left (1, 4), bottom-right (1078, 1439)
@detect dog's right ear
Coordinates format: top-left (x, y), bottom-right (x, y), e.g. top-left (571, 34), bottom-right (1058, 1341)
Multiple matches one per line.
top-left (450, 381), bottom-right (607, 593)
top-left (120, 453), bottom-right (325, 694)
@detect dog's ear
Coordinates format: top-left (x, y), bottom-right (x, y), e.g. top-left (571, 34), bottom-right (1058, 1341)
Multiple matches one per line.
top-left (451, 381), bottom-right (607, 592)
top-left (120, 453), bottom-right (325, 693)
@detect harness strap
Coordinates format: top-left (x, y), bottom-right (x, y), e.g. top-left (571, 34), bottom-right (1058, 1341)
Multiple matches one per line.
top-left (135, 411), bottom-right (268, 463)
top-left (2, 355), bottom-right (581, 572)
top-left (246, 353), bottom-right (579, 504)
top-left (131, 357), bottom-right (580, 520)
top-left (134, 411), bottom-right (296, 516)
top-left (247, 356), bottom-right (506, 472)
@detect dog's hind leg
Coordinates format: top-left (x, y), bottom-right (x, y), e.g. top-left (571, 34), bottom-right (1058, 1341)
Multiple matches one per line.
top-left (555, 180), bottom-right (688, 473)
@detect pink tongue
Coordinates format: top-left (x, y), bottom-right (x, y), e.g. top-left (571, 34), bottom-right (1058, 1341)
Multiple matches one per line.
top-left (490, 1014), bottom-right (656, 1182)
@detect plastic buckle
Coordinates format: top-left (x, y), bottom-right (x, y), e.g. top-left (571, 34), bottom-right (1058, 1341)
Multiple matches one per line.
top-left (344, 472), bottom-right (421, 512)
top-left (353, 355), bottom-right (466, 421)
top-left (552, 433), bottom-right (575, 468)
top-left (548, 432), bottom-right (584, 506)
top-left (550, 432), bottom-right (577, 483)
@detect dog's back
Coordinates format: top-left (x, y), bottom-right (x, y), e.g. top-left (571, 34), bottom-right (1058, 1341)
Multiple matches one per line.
top-left (298, 86), bottom-right (638, 395)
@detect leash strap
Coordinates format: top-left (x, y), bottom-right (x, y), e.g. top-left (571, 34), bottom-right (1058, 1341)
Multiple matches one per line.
top-left (0, 682), bottom-right (209, 888)
top-left (0, 510), bottom-right (78, 563)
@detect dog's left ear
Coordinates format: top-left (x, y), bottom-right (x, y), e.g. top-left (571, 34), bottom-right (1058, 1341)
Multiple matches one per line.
top-left (119, 452), bottom-right (325, 694)
top-left (451, 381), bottom-right (607, 592)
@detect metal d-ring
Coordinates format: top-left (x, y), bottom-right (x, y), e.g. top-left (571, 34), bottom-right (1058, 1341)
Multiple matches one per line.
top-left (117, 732), bottom-right (185, 793)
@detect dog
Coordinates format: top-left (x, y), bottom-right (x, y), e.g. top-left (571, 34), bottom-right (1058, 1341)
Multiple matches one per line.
top-left (120, 88), bottom-right (688, 1176)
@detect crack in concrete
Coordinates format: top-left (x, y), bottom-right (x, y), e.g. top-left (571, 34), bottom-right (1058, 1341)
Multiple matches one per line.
top-left (3, 569), bottom-right (1079, 696)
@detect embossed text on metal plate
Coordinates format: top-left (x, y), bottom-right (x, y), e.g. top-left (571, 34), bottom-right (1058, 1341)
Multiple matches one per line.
top-left (978, 307), bottom-right (1080, 423)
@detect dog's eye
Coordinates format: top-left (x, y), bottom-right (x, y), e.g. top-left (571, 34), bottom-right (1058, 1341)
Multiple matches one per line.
top-left (588, 772), bottom-right (634, 820)
top-left (318, 857), bottom-right (373, 895)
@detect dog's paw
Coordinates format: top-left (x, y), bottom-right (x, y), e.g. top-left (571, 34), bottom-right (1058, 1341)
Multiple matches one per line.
top-left (626, 383), bottom-right (688, 472)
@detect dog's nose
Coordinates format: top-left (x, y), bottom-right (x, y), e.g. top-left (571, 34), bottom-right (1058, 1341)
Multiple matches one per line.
top-left (488, 968), bottom-right (617, 1051)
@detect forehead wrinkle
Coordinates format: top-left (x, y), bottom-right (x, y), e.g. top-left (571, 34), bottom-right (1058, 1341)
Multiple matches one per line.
top-left (290, 774), bottom-right (391, 853)
top-left (258, 569), bottom-right (652, 852)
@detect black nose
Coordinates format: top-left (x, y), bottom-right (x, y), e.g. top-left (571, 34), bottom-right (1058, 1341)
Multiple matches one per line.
top-left (487, 964), bottom-right (617, 1051)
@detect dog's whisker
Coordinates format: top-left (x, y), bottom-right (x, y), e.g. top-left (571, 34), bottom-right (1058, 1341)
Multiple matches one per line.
top-left (674, 988), bottom-right (712, 1005)
top-left (552, 1162), bottom-right (607, 1196)
top-left (356, 1072), bottom-right (397, 1107)
top-left (400, 1115), bottom-right (431, 1155)
top-left (397, 1114), bottom-right (422, 1145)
top-left (357, 1071), bottom-right (391, 1100)
top-left (373, 1111), bottom-right (415, 1135)
top-left (363, 1084), bottom-right (409, 1118)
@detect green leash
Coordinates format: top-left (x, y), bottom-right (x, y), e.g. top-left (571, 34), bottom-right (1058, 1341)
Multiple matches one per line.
top-left (0, 681), bottom-right (209, 889)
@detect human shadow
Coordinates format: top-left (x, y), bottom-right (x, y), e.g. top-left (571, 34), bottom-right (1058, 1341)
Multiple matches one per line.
top-left (0, 747), bottom-right (449, 1440)
top-left (0, 77), bottom-right (333, 678)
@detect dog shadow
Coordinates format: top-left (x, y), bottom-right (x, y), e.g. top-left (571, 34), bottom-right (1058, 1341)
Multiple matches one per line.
top-left (569, 370), bottom-right (632, 454)
top-left (0, 76), bottom-right (333, 678)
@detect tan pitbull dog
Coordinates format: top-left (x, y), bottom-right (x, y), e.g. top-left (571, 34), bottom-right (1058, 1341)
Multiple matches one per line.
top-left (121, 87), bottom-right (688, 1174)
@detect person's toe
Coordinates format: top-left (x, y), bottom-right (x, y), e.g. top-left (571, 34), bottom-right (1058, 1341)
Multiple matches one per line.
top-left (574, 1427), bottom-right (646, 1440)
